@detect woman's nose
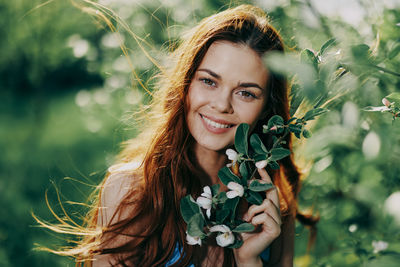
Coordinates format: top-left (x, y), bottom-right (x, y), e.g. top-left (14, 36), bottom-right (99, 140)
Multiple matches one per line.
top-left (210, 89), bottom-right (233, 113)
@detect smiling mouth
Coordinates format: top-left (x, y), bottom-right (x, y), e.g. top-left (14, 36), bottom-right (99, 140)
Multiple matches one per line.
top-left (200, 114), bottom-right (234, 129)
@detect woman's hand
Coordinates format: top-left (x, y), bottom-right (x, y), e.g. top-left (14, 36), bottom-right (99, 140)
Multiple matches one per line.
top-left (234, 168), bottom-right (282, 267)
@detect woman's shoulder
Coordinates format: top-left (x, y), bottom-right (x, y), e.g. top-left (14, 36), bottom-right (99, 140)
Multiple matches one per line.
top-left (98, 161), bottom-right (143, 227)
top-left (92, 161), bottom-right (144, 266)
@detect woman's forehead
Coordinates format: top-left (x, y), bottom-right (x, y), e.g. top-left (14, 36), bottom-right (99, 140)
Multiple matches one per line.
top-left (197, 41), bottom-right (268, 86)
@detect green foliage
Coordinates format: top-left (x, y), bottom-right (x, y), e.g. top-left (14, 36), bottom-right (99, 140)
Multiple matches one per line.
top-left (250, 134), bottom-right (268, 154)
top-left (180, 196), bottom-right (202, 224)
top-left (265, 115), bottom-right (285, 133)
top-left (224, 197), bottom-right (240, 222)
top-left (385, 93), bottom-right (400, 109)
top-left (270, 148), bottom-right (291, 161)
top-left (233, 223), bottom-right (255, 233)
top-left (248, 180), bottom-right (274, 192)
top-left (318, 38), bottom-right (337, 57)
top-left (364, 92), bottom-right (400, 120)
top-left (301, 49), bottom-right (318, 72)
top-left (247, 190), bottom-right (263, 205)
top-left (234, 123), bottom-right (250, 155)
top-left (239, 162), bottom-right (250, 180)
top-left (304, 108), bottom-right (329, 121)
top-left (187, 213), bottom-right (205, 237)
top-left (218, 166), bottom-right (241, 185)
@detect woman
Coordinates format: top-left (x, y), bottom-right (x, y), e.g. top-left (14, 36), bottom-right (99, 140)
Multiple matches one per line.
top-left (67, 4), bottom-right (310, 267)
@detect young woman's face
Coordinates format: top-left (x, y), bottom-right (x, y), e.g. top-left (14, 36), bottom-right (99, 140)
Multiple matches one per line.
top-left (186, 41), bottom-right (269, 153)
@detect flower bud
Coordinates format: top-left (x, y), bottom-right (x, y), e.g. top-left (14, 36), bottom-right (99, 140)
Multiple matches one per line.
top-left (255, 160), bottom-right (268, 169)
top-left (270, 125), bottom-right (278, 131)
top-left (186, 232), bottom-right (202, 246)
top-left (382, 98), bottom-right (391, 107)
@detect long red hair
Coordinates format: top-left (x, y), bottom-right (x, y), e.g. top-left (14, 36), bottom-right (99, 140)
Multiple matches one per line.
top-left (47, 4), bottom-right (316, 266)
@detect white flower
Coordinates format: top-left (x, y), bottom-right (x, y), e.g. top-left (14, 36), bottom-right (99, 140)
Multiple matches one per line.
top-left (186, 232), bottom-right (202, 246)
top-left (209, 224), bottom-right (235, 247)
top-left (255, 159), bottom-right (268, 169)
top-left (348, 224), bottom-right (358, 233)
top-left (384, 191), bottom-right (400, 225)
top-left (372, 240), bottom-right (388, 253)
top-left (226, 149), bottom-right (239, 167)
top-left (226, 182), bottom-right (244, 199)
top-left (196, 186), bottom-right (212, 218)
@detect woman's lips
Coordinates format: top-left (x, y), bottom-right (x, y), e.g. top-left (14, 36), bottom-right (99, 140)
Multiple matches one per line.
top-left (200, 114), bottom-right (235, 134)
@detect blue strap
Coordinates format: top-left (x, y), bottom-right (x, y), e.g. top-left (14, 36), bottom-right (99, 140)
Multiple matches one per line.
top-left (165, 243), bottom-right (194, 267)
top-left (260, 246), bottom-right (270, 261)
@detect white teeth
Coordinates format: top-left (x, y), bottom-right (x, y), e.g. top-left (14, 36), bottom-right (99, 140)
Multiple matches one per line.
top-left (201, 115), bottom-right (232, 129)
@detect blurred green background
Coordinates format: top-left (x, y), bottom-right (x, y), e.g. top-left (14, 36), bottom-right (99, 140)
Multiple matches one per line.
top-left (1, 0), bottom-right (400, 266)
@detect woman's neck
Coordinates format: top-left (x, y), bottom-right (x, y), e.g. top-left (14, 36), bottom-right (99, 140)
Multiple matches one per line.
top-left (193, 144), bottom-right (228, 185)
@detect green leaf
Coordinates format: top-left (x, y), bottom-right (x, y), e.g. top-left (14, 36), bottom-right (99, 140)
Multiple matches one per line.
top-left (249, 180), bottom-right (274, 192)
top-left (216, 209), bottom-right (230, 224)
top-left (239, 162), bottom-right (250, 180)
top-left (351, 44), bottom-right (371, 63)
top-left (218, 166), bottom-right (241, 186)
top-left (312, 89), bottom-right (328, 109)
top-left (228, 239), bottom-right (243, 249)
top-left (216, 191), bottom-right (228, 204)
top-left (180, 195), bottom-right (202, 223)
top-left (319, 38), bottom-right (337, 56)
top-left (254, 154), bottom-right (268, 162)
top-left (301, 48), bottom-right (318, 71)
top-left (304, 108), bottom-right (329, 121)
top-left (267, 115), bottom-right (285, 134)
top-left (187, 213), bottom-right (205, 237)
top-left (365, 254), bottom-right (400, 267)
top-left (290, 84), bottom-right (304, 117)
top-left (264, 52), bottom-right (317, 101)
top-left (385, 92), bottom-right (400, 109)
top-left (268, 161), bottom-right (280, 170)
top-left (233, 223), bottom-right (255, 233)
top-left (246, 190), bottom-right (263, 205)
top-left (250, 134), bottom-right (268, 154)
top-left (302, 129), bottom-right (312, 138)
top-left (270, 148), bottom-right (291, 161)
top-left (288, 124), bottom-right (302, 138)
top-left (235, 123), bottom-right (249, 155)
top-left (211, 184), bottom-right (220, 196)
top-left (223, 197), bottom-right (240, 221)
top-left (388, 43), bottom-right (400, 60)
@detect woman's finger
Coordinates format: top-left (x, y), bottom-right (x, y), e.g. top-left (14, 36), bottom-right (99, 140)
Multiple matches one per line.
top-left (244, 199), bottom-right (281, 225)
top-left (257, 167), bottom-right (272, 183)
top-left (240, 212), bottom-right (281, 257)
top-left (264, 199), bottom-right (281, 225)
top-left (250, 213), bottom-right (282, 240)
top-left (257, 168), bottom-right (280, 208)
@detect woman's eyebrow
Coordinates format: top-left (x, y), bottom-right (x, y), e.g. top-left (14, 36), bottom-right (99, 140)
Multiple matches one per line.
top-left (238, 82), bottom-right (264, 91)
top-left (197, 68), bottom-right (221, 79)
top-left (197, 68), bottom-right (265, 91)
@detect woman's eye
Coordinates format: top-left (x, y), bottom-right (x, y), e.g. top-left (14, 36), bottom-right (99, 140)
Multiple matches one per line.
top-left (238, 90), bottom-right (256, 99)
top-left (200, 78), bottom-right (216, 87)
